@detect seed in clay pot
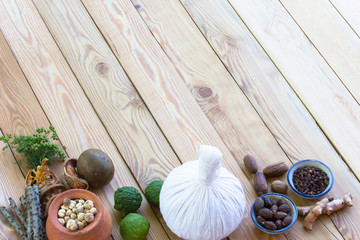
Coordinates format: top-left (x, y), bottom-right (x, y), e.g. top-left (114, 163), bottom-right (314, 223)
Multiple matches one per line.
top-left (275, 211), bottom-right (287, 219)
top-left (254, 172), bottom-right (268, 196)
top-left (264, 221), bottom-right (277, 230)
top-left (256, 216), bottom-right (265, 226)
top-left (279, 204), bottom-right (291, 213)
top-left (271, 205), bottom-right (278, 214)
top-left (277, 199), bottom-right (286, 206)
top-left (283, 215), bottom-right (293, 227)
top-left (263, 161), bottom-right (289, 177)
top-left (271, 180), bottom-right (288, 194)
top-left (244, 155), bottom-right (258, 174)
top-left (258, 208), bottom-right (273, 219)
top-left (275, 219), bottom-right (283, 229)
top-left (263, 196), bottom-right (272, 208)
top-left (253, 198), bottom-right (264, 211)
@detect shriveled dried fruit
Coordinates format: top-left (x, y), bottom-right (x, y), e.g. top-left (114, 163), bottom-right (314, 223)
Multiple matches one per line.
top-left (258, 208), bottom-right (273, 219)
top-left (277, 199), bottom-right (286, 206)
top-left (264, 221), bottom-right (277, 230)
top-left (279, 204), bottom-right (291, 213)
top-left (275, 219), bottom-right (283, 229)
top-left (253, 198), bottom-right (264, 211)
top-left (283, 215), bottom-right (293, 227)
top-left (263, 196), bottom-right (272, 208)
top-left (254, 172), bottom-right (267, 196)
top-left (271, 205), bottom-right (278, 214)
top-left (271, 180), bottom-right (288, 194)
top-left (274, 211), bottom-right (287, 219)
top-left (244, 155), bottom-right (258, 174)
top-left (263, 162), bottom-right (289, 177)
top-left (256, 216), bottom-right (265, 225)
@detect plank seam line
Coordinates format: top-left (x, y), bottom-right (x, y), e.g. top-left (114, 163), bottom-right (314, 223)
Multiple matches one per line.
top-left (220, 0), bottom-right (352, 238)
top-left (0, 128), bottom-right (26, 179)
top-left (33, 1), bottom-right (172, 239)
top-left (275, 0), bottom-right (360, 184)
top-left (328, 0), bottom-right (360, 39)
top-left (276, 0), bottom-right (360, 109)
top-left (0, 31), bottom-right (69, 173)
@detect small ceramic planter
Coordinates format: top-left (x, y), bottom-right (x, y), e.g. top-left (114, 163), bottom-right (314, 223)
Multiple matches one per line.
top-left (46, 189), bottom-right (112, 240)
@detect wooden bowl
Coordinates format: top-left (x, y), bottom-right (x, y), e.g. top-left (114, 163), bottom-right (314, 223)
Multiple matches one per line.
top-left (46, 189), bottom-right (112, 240)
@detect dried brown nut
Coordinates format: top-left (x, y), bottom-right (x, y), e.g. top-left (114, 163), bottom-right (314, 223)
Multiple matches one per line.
top-left (271, 180), bottom-right (288, 194)
top-left (254, 172), bottom-right (268, 196)
top-left (264, 221), bottom-right (277, 230)
top-left (277, 199), bottom-right (286, 206)
top-left (282, 215), bottom-right (293, 227)
top-left (270, 198), bottom-right (277, 206)
top-left (263, 161), bottom-right (289, 177)
top-left (258, 208), bottom-right (273, 219)
top-left (275, 219), bottom-right (283, 229)
top-left (244, 155), bottom-right (258, 174)
top-left (254, 198), bottom-right (264, 211)
top-left (279, 204), bottom-right (291, 213)
top-left (271, 205), bottom-right (278, 214)
top-left (256, 216), bottom-right (265, 225)
top-left (263, 196), bottom-right (272, 208)
top-left (274, 211), bottom-right (287, 219)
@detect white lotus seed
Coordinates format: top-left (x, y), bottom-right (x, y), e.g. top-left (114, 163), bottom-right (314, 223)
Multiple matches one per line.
top-left (78, 199), bottom-right (85, 204)
top-left (60, 205), bottom-right (69, 210)
top-left (58, 218), bottom-right (65, 225)
top-left (89, 207), bottom-right (97, 215)
top-left (84, 200), bottom-right (94, 209)
top-left (77, 221), bottom-right (85, 229)
top-left (69, 202), bottom-right (76, 209)
top-left (66, 209), bottom-right (72, 216)
top-left (64, 216), bottom-right (70, 223)
top-left (84, 213), bottom-right (94, 223)
top-left (58, 209), bottom-right (66, 218)
top-left (75, 206), bottom-right (84, 213)
top-left (66, 219), bottom-right (78, 231)
top-left (77, 212), bottom-right (85, 221)
top-left (84, 209), bottom-right (90, 214)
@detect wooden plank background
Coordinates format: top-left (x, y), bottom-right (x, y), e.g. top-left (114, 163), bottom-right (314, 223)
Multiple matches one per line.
top-left (0, 0), bottom-right (359, 239)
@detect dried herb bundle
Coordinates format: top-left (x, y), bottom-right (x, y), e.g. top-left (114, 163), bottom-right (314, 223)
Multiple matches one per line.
top-left (0, 126), bottom-right (65, 169)
top-left (0, 185), bottom-right (47, 240)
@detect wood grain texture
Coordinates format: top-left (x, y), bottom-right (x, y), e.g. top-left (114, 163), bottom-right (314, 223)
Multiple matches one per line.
top-left (32, 0), bottom-right (178, 189)
top-left (179, 0), bottom-right (360, 238)
top-left (130, 0), bottom-right (344, 239)
top-left (0, 1), bottom-right (169, 239)
top-left (329, 0), bottom-right (360, 37)
top-left (227, 0), bottom-right (360, 183)
top-left (80, 0), bottom-right (278, 238)
top-left (32, 0), bottom-right (181, 238)
top-left (278, 0), bottom-right (360, 103)
top-left (0, 132), bottom-right (25, 240)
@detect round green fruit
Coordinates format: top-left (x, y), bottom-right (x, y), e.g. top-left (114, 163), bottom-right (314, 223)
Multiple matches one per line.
top-left (145, 180), bottom-right (163, 206)
top-left (120, 213), bottom-right (150, 240)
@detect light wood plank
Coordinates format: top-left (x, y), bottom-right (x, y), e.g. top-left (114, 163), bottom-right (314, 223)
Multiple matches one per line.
top-left (278, 0), bottom-right (360, 103)
top-left (131, 0), bottom-right (345, 239)
top-left (0, 1), bottom-right (169, 239)
top-left (329, 0), bottom-right (360, 38)
top-left (227, 0), bottom-right (360, 183)
top-left (80, 0), bottom-right (281, 239)
top-left (178, 0), bottom-right (360, 238)
top-left (0, 132), bottom-right (24, 240)
top-left (31, 0), bottom-right (181, 238)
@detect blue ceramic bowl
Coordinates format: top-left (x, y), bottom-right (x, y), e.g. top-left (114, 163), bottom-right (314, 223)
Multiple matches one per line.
top-left (287, 159), bottom-right (333, 199)
top-left (251, 193), bottom-right (298, 234)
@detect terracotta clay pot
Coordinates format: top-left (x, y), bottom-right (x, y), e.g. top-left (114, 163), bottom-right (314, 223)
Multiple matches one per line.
top-left (46, 189), bottom-right (112, 240)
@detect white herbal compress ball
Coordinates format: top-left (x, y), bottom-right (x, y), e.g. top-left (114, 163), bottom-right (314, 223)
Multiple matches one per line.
top-left (160, 145), bottom-right (246, 240)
